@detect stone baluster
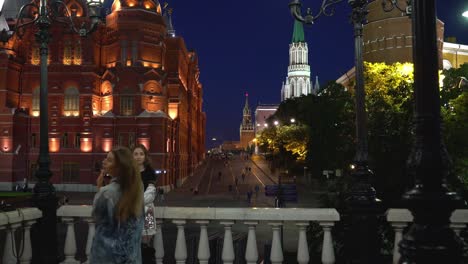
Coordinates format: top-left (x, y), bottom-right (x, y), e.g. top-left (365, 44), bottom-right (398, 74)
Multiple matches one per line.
top-left (196, 220), bottom-right (210, 264)
top-left (154, 220), bottom-right (164, 264)
top-left (83, 218), bottom-right (95, 264)
top-left (62, 217), bottom-right (79, 264)
top-left (390, 222), bottom-right (407, 264)
top-left (173, 220), bottom-right (187, 264)
top-left (296, 222), bottom-right (310, 264)
top-left (319, 222), bottom-right (335, 264)
top-left (244, 221), bottom-right (258, 264)
top-left (450, 223), bottom-right (467, 236)
top-left (221, 221), bottom-right (235, 264)
top-left (269, 222), bottom-right (284, 264)
top-left (3, 223), bottom-right (20, 264)
top-left (19, 220), bottom-right (35, 264)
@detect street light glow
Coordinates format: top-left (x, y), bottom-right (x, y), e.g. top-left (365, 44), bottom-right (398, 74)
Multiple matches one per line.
top-left (274, 121), bottom-right (279, 126)
top-left (212, 137), bottom-right (217, 141)
top-left (290, 118), bottom-right (296, 123)
top-left (463, 10), bottom-right (468, 18)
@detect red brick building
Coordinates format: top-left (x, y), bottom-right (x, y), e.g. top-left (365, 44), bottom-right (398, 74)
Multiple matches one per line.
top-left (0, 0), bottom-right (205, 191)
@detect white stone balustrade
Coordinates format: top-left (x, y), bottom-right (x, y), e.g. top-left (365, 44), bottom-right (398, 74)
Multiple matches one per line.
top-left (58, 205), bottom-right (340, 264)
top-left (386, 208), bottom-right (468, 264)
top-left (57, 205), bottom-right (93, 264)
top-left (0, 208), bottom-right (42, 264)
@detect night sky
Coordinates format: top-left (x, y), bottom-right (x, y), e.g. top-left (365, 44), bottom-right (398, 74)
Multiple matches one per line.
top-left (125, 1), bottom-right (468, 148)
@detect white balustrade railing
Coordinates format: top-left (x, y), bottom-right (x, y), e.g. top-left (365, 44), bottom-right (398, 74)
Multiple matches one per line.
top-left (57, 205), bottom-right (340, 264)
top-left (386, 208), bottom-right (468, 264)
top-left (0, 208), bottom-right (42, 264)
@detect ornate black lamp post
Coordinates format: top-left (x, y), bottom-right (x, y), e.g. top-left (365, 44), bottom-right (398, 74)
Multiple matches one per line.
top-left (289, 0), bottom-right (382, 262)
top-left (0, 0), bottom-right (103, 262)
top-left (397, 0), bottom-right (465, 262)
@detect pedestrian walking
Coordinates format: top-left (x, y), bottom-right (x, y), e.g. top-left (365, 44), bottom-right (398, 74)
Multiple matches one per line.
top-left (160, 188), bottom-right (165, 200)
top-left (255, 185), bottom-right (260, 197)
top-left (133, 144), bottom-right (158, 264)
top-left (247, 190), bottom-right (252, 205)
top-left (242, 173), bottom-right (245, 182)
top-left (90, 147), bottom-right (144, 264)
top-left (218, 171), bottom-right (222, 181)
top-left (235, 177), bottom-right (239, 186)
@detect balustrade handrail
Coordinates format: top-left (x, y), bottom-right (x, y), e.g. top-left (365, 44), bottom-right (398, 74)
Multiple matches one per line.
top-left (0, 207), bottom-right (42, 227)
top-left (57, 205), bottom-right (341, 222)
top-left (386, 208), bottom-right (468, 224)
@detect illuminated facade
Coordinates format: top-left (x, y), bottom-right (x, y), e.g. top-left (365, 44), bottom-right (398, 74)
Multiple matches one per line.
top-left (0, 0), bottom-right (205, 191)
top-left (254, 104), bottom-right (279, 135)
top-left (337, 0), bottom-right (467, 87)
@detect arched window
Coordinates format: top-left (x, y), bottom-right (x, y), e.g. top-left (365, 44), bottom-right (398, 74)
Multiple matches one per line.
top-left (298, 79), bottom-right (305, 96)
top-left (290, 81), bottom-right (295, 97)
top-left (32, 88), bottom-right (40, 116)
top-left (64, 87), bottom-right (80, 116)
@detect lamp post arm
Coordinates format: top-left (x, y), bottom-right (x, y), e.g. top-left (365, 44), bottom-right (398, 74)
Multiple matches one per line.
top-left (289, 0), bottom-right (344, 25)
top-left (381, 0), bottom-right (412, 15)
top-left (10, 3), bottom-right (40, 39)
top-left (51, 0), bottom-right (101, 36)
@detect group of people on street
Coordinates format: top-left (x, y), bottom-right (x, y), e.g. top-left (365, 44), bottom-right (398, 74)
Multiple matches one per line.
top-left (90, 144), bottom-right (158, 264)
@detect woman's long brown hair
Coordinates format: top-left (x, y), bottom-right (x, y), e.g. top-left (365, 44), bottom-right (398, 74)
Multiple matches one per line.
top-left (111, 147), bottom-right (143, 222)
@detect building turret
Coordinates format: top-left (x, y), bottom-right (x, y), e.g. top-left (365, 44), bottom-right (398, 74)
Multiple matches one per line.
top-left (281, 19), bottom-right (314, 101)
top-left (239, 93), bottom-right (255, 150)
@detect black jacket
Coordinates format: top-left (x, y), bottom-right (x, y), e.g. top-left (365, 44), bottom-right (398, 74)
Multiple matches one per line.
top-left (141, 167), bottom-right (157, 190)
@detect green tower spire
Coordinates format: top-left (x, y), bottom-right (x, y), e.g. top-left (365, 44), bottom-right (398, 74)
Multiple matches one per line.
top-left (292, 20), bottom-right (305, 43)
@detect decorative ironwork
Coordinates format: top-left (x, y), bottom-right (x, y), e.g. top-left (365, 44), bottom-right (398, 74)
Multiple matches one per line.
top-left (382, 0), bottom-right (412, 15)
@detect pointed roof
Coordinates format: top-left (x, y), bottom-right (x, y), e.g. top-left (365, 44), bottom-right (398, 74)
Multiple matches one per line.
top-left (163, 7), bottom-right (175, 36)
top-left (314, 76), bottom-right (320, 91)
top-left (243, 92), bottom-right (250, 112)
top-left (292, 20), bottom-right (305, 43)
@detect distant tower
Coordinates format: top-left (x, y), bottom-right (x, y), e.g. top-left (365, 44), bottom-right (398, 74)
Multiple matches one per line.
top-left (240, 93), bottom-right (255, 150)
top-left (281, 20), bottom-right (315, 101)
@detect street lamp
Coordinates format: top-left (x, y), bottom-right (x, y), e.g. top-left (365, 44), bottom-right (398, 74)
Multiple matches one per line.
top-left (289, 0), bottom-right (383, 262)
top-left (463, 10), bottom-right (468, 18)
top-left (291, 0), bottom-right (464, 262)
top-left (0, 1), bottom-right (103, 262)
top-left (274, 120), bottom-right (279, 126)
top-left (397, 1), bottom-right (464, 262)
top-left (290, 118), bottom-right (296, 124)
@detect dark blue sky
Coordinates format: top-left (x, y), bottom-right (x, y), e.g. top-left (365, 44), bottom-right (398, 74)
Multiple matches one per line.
top-left (168, 0), bottom-right (466, 147)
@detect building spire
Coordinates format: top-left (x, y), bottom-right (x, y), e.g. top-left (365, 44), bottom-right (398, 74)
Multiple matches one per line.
top-left (314, 75), bottom-right (320, 93)
top-left (292, 19), bottom-right (305, 43)
top-left (163, 5), bottom-right (175, 37)
top-left (243, 92), bottom-right (250, 114)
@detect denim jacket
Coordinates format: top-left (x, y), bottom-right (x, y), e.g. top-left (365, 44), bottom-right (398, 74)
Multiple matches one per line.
top-left (90, 180), bottom-right (143, 264)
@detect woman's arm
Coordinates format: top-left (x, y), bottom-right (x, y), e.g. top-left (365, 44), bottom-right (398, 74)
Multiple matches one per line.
top-left (143, 184), bottom-right (156, 205)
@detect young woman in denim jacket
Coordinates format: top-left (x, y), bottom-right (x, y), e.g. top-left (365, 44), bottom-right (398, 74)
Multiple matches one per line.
top-left (90, 147), bottom-right (144, 264)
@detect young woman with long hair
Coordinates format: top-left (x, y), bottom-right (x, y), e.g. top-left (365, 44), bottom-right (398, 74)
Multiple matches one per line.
top-left (132, 144), bottom-right (158, 264)
top-left (90, 147), bottom-right (144, 264)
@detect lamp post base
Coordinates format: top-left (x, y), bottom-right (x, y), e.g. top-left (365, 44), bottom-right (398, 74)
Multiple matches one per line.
top-left (399, 186), bottom-right (464, 263)
top-left (343, 163), bottom-right (383, 264)
top-left (33, 181), bottom-right (58, 264)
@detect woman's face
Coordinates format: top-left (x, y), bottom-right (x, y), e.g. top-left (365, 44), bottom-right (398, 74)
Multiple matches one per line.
top-left (103, 152), bottom-right (115, 174)
top-left (133, 148), bottom-right (145, 166)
